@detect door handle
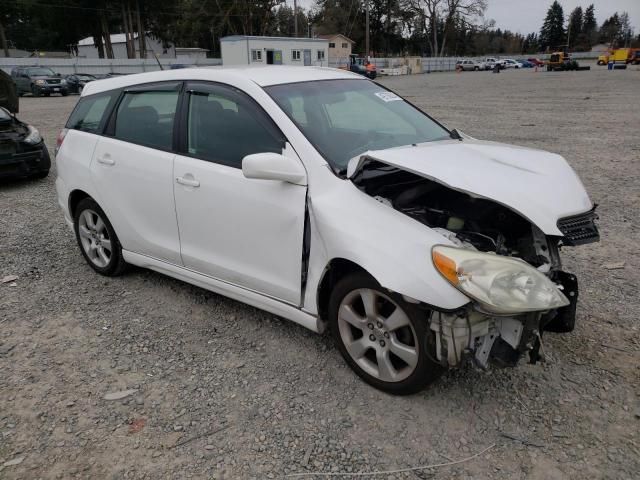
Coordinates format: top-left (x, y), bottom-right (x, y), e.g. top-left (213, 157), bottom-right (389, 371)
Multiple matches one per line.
top-left (176, 176), bottom-right (200, 188)
top-left (97, 154), bottom-right (115, 166)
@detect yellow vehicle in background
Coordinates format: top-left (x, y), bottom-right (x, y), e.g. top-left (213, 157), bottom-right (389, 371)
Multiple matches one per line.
top-left (611, 48), bottom-right (630, 65)
top-left (597, 52), bottom-right (611, 65)
top-left (597, 48), bottom-right (640, 66)
top-left (546, 51), bottom-right (590, 71)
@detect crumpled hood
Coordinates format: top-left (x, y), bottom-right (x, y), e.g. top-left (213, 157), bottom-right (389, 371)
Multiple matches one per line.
top-left (348, 139), bottom-right (594, 236)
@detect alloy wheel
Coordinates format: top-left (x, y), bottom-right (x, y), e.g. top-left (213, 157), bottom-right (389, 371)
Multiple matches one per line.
top-left (337, 288), bottom-right (419, 383)
top-left (78, 209), bottom-right (112, 268)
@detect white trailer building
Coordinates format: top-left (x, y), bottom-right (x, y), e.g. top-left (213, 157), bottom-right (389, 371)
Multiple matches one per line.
top-left (220, 36), bottom-right (329, 67)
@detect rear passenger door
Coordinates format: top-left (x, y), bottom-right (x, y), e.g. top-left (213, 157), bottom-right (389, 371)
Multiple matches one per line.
top-left (91, 82), bottom-right (182, 264)
top-left (13, 69), bottom-right (26, 93)
top-left (173, 81), bottom-right (307, 305)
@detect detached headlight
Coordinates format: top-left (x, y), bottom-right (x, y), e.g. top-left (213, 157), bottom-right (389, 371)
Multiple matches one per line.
top-left (432, 245), bottom-right (569, 314)
top-left (24, 125), bottom-right (42, 145)
top-left (35, 79), bottom-right (46, 85)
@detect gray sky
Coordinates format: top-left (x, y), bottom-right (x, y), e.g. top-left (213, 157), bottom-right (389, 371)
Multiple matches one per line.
top-left (294, 0), bottom-right (639, 35)
top-left (484, 0), bottom-right (639, 34)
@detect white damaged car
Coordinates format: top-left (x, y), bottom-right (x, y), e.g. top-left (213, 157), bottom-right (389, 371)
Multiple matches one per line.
top-left (55, 67), bottom-right (599, 394)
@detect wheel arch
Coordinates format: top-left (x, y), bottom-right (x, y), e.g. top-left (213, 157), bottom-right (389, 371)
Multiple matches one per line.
top-left (68, 189), bottom-right (93, 219)
top-left (316, 258), bottom-right (375, 323)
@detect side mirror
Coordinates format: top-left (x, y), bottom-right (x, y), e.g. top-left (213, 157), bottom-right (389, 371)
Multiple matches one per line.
top-left (242, 152), bottom-right (307, 186)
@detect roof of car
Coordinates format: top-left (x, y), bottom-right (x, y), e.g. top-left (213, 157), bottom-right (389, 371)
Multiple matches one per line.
top-left (82, 66), bottom-right (362, 96)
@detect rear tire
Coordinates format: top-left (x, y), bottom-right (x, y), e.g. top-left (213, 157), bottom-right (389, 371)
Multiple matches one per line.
top-left (74, 198), bottom-right (128, 276)
top-left (329, 272), bottom-right (444, 395)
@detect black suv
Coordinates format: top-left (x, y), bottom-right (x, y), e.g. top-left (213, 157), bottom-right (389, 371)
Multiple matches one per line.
top-left (11, 66), bottom-right (69, 97)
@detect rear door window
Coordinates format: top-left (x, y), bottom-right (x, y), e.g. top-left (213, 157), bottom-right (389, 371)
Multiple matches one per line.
top-left (66, 91), bottom-right (118, 133)
top-left (114, 89), bottom-right (179, 150)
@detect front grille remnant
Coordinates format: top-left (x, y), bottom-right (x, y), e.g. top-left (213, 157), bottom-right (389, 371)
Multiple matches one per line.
top-left (557, 209), bottom-right (600, 245)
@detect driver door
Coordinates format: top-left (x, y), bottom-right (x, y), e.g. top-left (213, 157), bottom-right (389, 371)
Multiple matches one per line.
top-left (173, 82), bottom-right (307, 305)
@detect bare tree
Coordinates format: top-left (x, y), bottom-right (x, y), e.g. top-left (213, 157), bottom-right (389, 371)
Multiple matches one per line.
top-left (136, 0), bottom-right (146, 58)
top-left (0, 19), bottom-right (9, 57)
top-left (100, 10), bottom-right (114, 59)
top-left (438, 0), bottom-right (486, 56)
top-left (403, 0), bottom-right (444, 56)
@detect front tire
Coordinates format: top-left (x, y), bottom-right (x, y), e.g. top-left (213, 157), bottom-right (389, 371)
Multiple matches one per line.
top-left (31, 170), bottom-right (49, 179)
top-left (329, 272), bottom-right (444, 395)
top-left (31, 85), bottom-right (41, 97)
top-left (74, 198), bottom-right (127, 276)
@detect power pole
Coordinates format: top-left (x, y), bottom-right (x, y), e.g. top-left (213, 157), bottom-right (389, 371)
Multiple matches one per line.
top-left (294, 0), bottom-right (298, 37)
top-left (365, 0), bottom-right (370, 58)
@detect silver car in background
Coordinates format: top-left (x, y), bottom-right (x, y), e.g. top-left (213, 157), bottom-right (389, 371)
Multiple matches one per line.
top-left (456, 59), bottom-right (482, 71)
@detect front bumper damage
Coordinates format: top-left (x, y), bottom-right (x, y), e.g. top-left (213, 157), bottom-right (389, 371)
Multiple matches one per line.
top-left (430, 270), bottom-right (579, 369)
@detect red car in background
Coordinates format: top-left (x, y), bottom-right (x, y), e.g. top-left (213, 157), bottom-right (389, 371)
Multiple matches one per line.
top-left (528, 58), bottom-right (545, 67)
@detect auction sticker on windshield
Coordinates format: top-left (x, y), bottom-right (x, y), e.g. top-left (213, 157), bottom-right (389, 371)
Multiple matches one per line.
top-left (374, 91), bottom-right (402, 102)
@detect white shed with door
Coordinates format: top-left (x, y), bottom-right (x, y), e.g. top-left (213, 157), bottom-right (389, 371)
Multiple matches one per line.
top-left (220, 36), bottom-right (329, 67)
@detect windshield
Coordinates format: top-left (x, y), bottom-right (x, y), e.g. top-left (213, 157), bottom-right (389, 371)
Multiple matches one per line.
top-left (26, 68), bottom-right (56, 77)
top-left (266, 79), bottom-right (450, 171)
top-left (76, 74), bottom-right (95, 80)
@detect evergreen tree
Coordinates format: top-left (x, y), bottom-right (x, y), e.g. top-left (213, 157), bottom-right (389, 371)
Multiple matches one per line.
top-left (567, 7), bottom-right (582, 49)
top-left (539, 1), bottom-right (565, 51)
top-left (581, 4), bottom-right (598, 48)
top-left (599, 13), bottom-right (621, 47)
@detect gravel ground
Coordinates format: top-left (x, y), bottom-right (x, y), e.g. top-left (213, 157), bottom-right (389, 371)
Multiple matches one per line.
top-left (1, 65), bottom-right (639, 479)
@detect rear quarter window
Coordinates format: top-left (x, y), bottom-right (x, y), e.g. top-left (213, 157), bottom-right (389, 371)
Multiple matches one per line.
top-left (66, 91), bottom-right (118, 134)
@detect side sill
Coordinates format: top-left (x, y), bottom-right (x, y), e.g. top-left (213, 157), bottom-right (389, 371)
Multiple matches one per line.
top-left (122, 250), bottom-right (323, 334)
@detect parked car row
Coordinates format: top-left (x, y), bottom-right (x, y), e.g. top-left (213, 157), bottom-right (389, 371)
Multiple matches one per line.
top-left (6, 67), bottom-right (132, 97)
top-left (456, 57), bottom-right (545, 71)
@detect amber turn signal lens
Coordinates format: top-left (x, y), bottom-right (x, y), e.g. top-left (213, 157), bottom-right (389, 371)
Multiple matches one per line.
top-left (432, 250), bottom-right (459, 285)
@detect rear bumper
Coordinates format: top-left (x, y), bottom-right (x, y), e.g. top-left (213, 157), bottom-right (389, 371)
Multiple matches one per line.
top-left (0, 144), bottom-right (50, 179)
top-left (34, 85), bottom-right (68, 94)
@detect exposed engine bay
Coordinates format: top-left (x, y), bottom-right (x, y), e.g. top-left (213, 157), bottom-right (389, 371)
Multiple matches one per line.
top-left (351, 159), bottom-right (593, 369)
top-left (352, 161), bottom-right (560, 267)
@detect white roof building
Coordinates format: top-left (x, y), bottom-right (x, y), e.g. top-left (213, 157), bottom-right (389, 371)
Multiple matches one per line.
top-left (220, 36), bottom-right (329, 67)
top-left (76, 33), bottom-right (175, 59)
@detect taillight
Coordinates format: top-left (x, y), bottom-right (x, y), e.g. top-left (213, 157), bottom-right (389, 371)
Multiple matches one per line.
top-left (55, 128), bottom-right (68, 156)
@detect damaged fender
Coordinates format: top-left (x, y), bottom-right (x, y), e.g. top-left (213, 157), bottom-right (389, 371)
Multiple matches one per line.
top-left (305, 179), bottom-right (471, 312)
